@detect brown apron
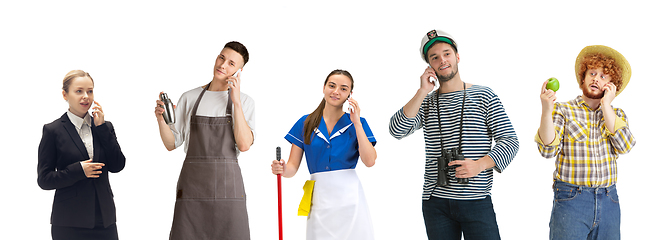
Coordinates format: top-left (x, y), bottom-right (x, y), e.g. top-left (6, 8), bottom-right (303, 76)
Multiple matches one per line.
top-left (169, 86), bottom-right (250, 240)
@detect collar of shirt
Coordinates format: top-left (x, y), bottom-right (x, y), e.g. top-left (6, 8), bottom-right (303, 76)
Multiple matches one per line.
top-left (575, 95), bottom-right (603, 111)
top-left (66, 110), bottom-right (92, 131)
top-left (314, 113), bottom-right (354, 144)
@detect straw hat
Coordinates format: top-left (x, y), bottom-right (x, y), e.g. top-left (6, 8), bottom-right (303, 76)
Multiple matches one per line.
top-left (574, 45), bottom-right (631, 96)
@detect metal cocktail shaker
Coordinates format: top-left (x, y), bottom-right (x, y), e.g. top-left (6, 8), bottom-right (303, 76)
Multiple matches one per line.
top-left (160, 92), bottom-right (176, 125)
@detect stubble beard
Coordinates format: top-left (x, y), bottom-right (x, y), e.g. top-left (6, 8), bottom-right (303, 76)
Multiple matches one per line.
top-left (438, 66), bottom-right (459, 83)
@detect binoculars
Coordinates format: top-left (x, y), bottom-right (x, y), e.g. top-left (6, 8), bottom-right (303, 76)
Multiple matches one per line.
top-left (437, 147), bottom-right (469, 186)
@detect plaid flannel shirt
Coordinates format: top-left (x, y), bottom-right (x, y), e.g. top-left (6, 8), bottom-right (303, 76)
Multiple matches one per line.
top-left (535, 96), bottom-right (635, 187)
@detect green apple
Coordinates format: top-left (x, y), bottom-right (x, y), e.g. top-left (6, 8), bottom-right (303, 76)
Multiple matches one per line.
top-left (546, 77), bottom-right (560, 92)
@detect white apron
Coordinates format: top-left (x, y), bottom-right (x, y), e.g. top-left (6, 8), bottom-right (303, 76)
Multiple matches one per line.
top-left (306, 169), bottom-right (374, 240)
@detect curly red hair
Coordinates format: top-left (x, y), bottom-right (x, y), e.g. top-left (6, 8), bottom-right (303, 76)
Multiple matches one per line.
top-left (577, 53), bottom-right (623, 90)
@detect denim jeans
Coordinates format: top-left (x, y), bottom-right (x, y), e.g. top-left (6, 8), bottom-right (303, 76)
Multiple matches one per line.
top-left (422, 195), bottom-right (500, 240)
top-left (549, 180), bottom-right (620, 240)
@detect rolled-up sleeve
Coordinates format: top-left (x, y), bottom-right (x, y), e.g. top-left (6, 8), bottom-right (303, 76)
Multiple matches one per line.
top-left (535, 103), bottom-right (565, 159)
top-left (608, 109), bottom-right (635, 154)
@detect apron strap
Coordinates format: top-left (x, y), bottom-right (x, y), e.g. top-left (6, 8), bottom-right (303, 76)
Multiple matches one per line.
top-left (191, 83), bottom-right (209, 117)
top-left (192, 83), bottom-right (234, 117)
top-left (226, 89), bottom-right (232, 117)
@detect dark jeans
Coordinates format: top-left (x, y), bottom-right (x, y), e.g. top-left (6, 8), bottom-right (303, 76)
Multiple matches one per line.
top-left (422, 195), bottom-right (501, 240)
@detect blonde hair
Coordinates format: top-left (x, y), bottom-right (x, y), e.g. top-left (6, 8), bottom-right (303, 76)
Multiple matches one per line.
top-left (62, 70), bottom-right (94, 92)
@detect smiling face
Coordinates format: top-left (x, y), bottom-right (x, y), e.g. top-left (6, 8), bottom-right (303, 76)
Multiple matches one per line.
top-left (213, 47), bottom-right (244, 81)
top-left (322, 74), bottom-right (353, 108)
top-left (426, 42), bottom-right (460, 82)
top-left (580, 67), bottom-right (611, 99)
top-left (62, 76), bottom-right (94, 118)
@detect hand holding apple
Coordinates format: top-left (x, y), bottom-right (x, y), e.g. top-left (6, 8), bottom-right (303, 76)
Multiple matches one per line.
top-left (546, 77), bottom-right (560, 92)
top-left (541, 78), bottom-right (558, 115)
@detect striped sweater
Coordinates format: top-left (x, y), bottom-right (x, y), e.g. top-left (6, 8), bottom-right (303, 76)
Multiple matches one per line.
top-left (389, 85), bottom-right (519, 200)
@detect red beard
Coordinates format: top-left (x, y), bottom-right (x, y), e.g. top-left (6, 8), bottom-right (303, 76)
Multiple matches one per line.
top-left (581, 85), bottom-right (605, 99)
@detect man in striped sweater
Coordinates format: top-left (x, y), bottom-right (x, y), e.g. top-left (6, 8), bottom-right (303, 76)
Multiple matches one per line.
top-left (389, 29), bottom-right (519, 240)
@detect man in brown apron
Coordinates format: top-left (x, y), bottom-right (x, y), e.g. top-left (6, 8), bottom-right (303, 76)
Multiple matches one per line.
top-left (155, 41), bottom-right (254, 239)
top-left (169, 86), bottom-right (250, 239)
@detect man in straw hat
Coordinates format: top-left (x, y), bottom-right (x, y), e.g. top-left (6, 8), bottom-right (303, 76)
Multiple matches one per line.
top-left (390, 29), bottom-right (519, 239)
top-left (536, 45), bottom-right (636, 239)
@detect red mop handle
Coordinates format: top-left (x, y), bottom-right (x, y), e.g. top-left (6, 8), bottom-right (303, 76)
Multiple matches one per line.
top-left (276, 147), bottom-right (283, 240)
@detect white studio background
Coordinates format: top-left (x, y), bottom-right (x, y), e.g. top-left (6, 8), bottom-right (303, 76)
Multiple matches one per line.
top-left (1, 0), bottom-right (666, 239)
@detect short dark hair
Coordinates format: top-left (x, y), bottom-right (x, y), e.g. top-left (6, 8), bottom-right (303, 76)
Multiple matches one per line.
top-left (224, 41), bottom-right (249, 65)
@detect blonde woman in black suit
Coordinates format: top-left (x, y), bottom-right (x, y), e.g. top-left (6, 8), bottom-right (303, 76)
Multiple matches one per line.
top-left (37, 70), bottom-right (126, 240)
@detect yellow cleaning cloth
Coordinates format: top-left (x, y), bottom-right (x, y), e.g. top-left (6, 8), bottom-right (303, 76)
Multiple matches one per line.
top-left (298, 180), bottom-right (315, 216)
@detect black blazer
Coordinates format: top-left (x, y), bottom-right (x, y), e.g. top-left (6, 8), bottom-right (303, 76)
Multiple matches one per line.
top-left (37, 113), bottom-right (126, 229)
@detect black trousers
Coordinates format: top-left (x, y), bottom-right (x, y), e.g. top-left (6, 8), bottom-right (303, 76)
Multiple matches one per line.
top-left (52, 223), bottom-right (118, 240)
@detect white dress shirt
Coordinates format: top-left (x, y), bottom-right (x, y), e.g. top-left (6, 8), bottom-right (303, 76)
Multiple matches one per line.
top-left (67, 110), bottom-right (94, 159)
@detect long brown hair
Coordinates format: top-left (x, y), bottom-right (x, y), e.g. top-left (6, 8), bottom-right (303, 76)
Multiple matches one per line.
top-left (303, 69), bottom-right (354, 144)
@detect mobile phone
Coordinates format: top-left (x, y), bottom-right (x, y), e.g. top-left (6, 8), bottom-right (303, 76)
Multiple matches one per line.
top-left (227, 69), bottom-right (242, 89)
top-left (89, 102), bottom-right (97, 117)
top-left (428, 66), bottom-right (437, 84)
top-left (343, 93), bottom-right (352, 113)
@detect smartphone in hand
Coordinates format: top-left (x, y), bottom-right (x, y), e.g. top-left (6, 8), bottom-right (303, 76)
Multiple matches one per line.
top-left (343, 93), bottom-right (352, 113)
top-left (429, 76), bottom-right (437, 84)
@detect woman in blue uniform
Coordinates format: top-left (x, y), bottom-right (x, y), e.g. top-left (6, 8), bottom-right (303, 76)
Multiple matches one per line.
top-left (271, 69), bottom-right (377, 240)
top-left (38, 70), bottom-right (126, 240)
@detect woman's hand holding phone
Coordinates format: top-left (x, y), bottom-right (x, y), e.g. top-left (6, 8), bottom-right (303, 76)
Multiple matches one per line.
top-left (342, 93), bottom-right (352, 114)
top-left (347, 96), bottom-right (362, 124)
top-left (91, 101), bottom-right (105, 126)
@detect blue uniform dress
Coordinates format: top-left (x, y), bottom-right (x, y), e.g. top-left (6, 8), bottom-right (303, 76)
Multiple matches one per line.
top-left (285, 113), bottom-right (377, 240)
top-left (286, 113), bottom-right (376, 174)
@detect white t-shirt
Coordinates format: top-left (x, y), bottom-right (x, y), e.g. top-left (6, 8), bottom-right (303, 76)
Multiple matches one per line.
top-left (170, 86), bottom-right (256, 156)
